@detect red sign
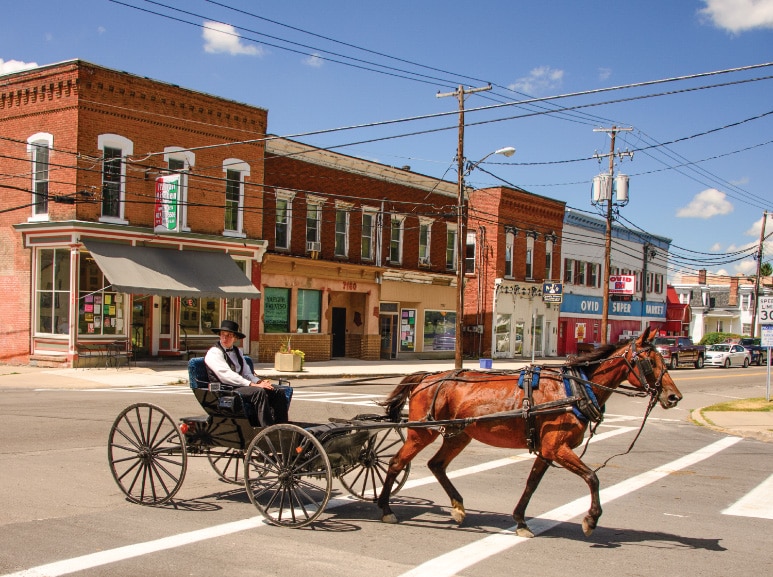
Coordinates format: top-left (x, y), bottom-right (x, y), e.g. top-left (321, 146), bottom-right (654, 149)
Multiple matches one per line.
top-left (609, 275), bottom-right (635, 295)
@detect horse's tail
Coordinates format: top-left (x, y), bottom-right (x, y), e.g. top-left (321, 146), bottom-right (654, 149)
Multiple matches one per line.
top-left (378, 371), bottom-right (429, 422)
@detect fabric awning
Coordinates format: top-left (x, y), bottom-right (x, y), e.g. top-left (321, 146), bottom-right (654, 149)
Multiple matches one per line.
top-left (83, 240), bottom-right (261, 299)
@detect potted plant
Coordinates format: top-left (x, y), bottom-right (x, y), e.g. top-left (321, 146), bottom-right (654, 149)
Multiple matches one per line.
top-left (274, 337), bottom-right (304, 371)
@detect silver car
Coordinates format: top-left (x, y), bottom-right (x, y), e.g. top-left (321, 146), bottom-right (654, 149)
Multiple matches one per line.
top-left (704, 344), bottom-right (751, 368)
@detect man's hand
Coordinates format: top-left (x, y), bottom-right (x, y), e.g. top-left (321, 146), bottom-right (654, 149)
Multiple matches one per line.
top-left (254, 379), bottom-right (274, 390)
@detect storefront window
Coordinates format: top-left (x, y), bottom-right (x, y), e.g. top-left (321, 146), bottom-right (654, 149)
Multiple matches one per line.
top-left (180, 297), bottom-right (220, 335)
top-left (495, 314), bottom-right (511, 354)
top-left (225, 261), bottom-right (246, 326)
top-left (36, 248), bottom-right (70, 334)
top-left (400, 309), bottom-right (416, 352)
top-left (264, 287), bottom-right (290, 333)
top-left (78, 254), bottom-right (125, 335)
top-left (297, 289), bottom-right (321, 333)
top-left (424, 310), bottom-right (456, 351)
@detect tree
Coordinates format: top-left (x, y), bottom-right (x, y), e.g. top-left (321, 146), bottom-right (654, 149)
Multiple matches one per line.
top-left (761, 262), bottom-right (772, 277)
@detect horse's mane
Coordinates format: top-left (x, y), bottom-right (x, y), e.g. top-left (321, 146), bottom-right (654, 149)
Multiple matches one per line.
top-left (565, 343), bottom-right (618, 377)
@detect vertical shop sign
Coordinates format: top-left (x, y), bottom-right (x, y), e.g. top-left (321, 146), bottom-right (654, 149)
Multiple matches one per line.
top-left (154, 174), bottom-right (180, 232)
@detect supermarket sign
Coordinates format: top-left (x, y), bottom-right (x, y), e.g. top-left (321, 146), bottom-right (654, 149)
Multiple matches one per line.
top-left (609, 275), bottom-right (635, 295)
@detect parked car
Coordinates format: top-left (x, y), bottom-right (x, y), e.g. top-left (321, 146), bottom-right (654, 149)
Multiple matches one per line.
top-left (704, 343), bottom-right (751, 368)
top-left (652, 337), bottom-right (706, 369)
top-left (739, 337), bottom-right (768, 366)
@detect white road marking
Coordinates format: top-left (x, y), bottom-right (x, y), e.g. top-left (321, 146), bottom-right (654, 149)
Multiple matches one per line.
top-left (722, 473), bottom-right (773, 519)
top-left (398, 436), bottom-right (743, 577)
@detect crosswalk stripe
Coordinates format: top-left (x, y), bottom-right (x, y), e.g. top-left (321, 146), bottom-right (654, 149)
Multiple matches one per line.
top-left (722, 473), bottom-right (773, 519)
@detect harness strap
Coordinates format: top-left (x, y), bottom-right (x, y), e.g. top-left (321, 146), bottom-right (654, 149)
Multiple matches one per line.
top-left (563, 367), bottom-right (603, 422)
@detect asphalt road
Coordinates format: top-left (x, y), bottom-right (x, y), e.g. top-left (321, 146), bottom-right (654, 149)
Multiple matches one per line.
top-left (0, 369), bottom-right (771, 577)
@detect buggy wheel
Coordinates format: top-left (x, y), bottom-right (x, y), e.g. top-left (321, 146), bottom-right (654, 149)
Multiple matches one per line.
top-left (208, 448), bottom-right (245, 484)
top-left (338, 426), bottom-right (411, 501)
top-left (244, 424), bottom-right (332, 528)
top-left (107, 402), bottom-right (186, 505)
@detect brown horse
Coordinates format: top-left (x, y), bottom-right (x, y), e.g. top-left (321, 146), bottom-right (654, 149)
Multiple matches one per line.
top-left (376, 327), bottom-right (682, 537)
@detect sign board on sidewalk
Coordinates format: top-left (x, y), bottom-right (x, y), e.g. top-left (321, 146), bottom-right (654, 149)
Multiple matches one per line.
top-left (761, 324), bottom-right (773, 348)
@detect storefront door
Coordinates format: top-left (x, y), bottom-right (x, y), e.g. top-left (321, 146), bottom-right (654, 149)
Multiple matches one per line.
top-left (380, 314), bottom-right (398, 359)
top-left (132, 295), bottom-right (152, 358)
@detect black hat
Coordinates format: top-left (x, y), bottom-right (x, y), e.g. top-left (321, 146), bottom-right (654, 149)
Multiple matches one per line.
top-left (212, 319), bottom-right (245, 340)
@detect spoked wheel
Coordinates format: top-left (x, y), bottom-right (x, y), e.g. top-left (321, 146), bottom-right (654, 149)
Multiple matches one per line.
top-left (107, 402), bottom-right (186, 505)
top-left (339, 426), bottom-right (410, 501)
top-left (208, 447), bottom-right (245, 484)
top-left (244, 424), bottom-right (332, 528)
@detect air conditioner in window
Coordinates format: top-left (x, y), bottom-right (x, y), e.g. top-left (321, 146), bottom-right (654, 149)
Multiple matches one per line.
top-left (306, 241), bottom-right (321, 252)
top-left (419, 257), bottom-right (430, 266)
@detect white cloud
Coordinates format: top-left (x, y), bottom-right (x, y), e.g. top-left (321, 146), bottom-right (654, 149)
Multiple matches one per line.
top-left (598, 67), bottom-right (612, 81)
top-left (202, 21), bottom-right (262, 56)
top-left (508, 66), bottom-right (564, 95)
top-left (710, 242), bottom-right (723, 251)
top-left (699, 0), bottom-right (773, 33)
top-left (303, 53), bottom-right (323, 68)
top-left (0, 58), bottom-right (38, 75)
top-left (98, 26), bottom-right (106, 35)
top-left (675, 188), bottom-right (734, 218)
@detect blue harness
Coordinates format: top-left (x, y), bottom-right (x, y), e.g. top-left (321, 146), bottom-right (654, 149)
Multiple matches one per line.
top-left (517, 366), bottom-right (601, 422)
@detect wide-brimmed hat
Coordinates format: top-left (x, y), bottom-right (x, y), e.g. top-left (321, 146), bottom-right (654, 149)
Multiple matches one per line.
top-left (212, 319), bottom-right (245, 339)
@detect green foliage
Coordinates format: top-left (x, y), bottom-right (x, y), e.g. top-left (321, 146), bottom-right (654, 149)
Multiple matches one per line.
top-left (699, 332), bottom-right (741, 345)
top-left (761, 262), bottom-right (772, 277)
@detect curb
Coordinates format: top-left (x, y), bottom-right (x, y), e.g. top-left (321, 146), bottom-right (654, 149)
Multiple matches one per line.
top-left (690, 407), bottom-right (773, 444)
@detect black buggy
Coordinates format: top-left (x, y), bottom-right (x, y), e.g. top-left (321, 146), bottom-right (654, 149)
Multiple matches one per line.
top-left (107, 357), bottom-right (410, 528)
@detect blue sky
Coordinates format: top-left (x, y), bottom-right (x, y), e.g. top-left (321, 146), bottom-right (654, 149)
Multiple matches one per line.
top-left (2, 0), bottom-right (772, 280)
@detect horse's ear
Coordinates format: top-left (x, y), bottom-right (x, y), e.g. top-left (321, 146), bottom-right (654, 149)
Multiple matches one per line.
top-left (636, 326), bottom-right (654, 346)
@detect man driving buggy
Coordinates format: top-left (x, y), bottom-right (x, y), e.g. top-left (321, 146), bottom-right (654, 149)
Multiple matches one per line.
top-left (204, 319), bottom-right (289, 427)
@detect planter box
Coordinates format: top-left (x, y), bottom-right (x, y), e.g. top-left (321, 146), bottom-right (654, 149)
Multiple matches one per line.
top-left (274, 352), bottom-right (302, 372)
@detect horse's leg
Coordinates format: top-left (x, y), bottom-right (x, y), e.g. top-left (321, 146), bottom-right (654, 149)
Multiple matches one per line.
top-left (426, 434), bottom-right (472, 524)
top-left (377, 427), bottom-right (438, 524)
top-left (512, 455), bottom-right (551, 538)
top-left (550, 444), bottom-right (601, 536)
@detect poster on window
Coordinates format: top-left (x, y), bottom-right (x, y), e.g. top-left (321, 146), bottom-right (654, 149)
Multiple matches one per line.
top-left (154, 174), bottom-right (180, 232)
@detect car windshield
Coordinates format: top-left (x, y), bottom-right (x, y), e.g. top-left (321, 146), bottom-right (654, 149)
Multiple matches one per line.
top-left (653, 338), bottom-right (676, 346)
top-left (740, 338), bottom-right (758, 346)
top-left (708, 344), bottom-right (731, 352)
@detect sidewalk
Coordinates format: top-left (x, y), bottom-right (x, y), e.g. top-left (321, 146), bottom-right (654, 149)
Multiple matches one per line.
top-left (2, 357), bottom-right (771, 442)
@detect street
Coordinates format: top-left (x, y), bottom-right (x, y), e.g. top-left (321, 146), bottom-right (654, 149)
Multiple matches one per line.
top-left (0, 367), bottom-right (771, 577)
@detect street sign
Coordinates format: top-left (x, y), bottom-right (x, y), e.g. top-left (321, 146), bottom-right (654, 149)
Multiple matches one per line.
top-left (759, 296), bottom-right (773, 325)
top-left (761, 324), bottom-right (773, 348)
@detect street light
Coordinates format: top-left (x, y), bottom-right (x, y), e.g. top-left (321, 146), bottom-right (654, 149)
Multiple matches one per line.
top-left (455, 146), bottom-right (516, 369)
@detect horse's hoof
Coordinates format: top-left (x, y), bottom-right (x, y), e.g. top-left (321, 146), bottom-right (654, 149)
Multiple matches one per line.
top-left (515, 526), bottom-right (534, 538)
top-left (450, 509), bottom-right (465, 525)
top-left (382, 513), bottom-right (398, 524)
top-left (582, 517), bottom-right (595, 537)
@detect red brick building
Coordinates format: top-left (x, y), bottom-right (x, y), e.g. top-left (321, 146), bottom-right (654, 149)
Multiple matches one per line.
top-left (1, 60), bottom-right (268, 366)
top-left (466, 186), bottom-right (566, 359)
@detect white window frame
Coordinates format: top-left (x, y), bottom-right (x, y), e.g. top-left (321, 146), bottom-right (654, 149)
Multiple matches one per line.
top-left (27, 132), bottom-right (53, 221)
top-left (163, 147), bottom-right (195, 231)
top-left (525, 233), bottom-right (536, 280)
top-left (275, 189), bottom-right (295, 251)
top-left (361, 207), bottom-right (377, 261)
top-left (223, 158), bottom-right (249, 237)
top-left (544, 238), bottom-right (553, 280)
top-left (98, 134), bottom-right (133, 224)
top-left (418, 218), bottom-right (433, 265)
top-left (334, 201), bottom-right (352, 258)
top-left (465, 231), bottom-right (476, 274)
top-left (306, 194), bottom-right (325, 247)
top-left (446, 223), bottom-right (458, 271)
top-left (504, 231), bottom-right (514, 278)
top-left (389, 215), bottom-right (404, 265)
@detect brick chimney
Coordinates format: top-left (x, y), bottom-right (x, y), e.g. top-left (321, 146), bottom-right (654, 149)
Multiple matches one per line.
top-left (698, 269), bottom-right (707, 285)
top-left (728, 277), bottom-right (739, 307)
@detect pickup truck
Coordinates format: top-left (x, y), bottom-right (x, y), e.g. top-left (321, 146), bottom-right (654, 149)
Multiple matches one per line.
top-left (652, 337), bottom-right (706, 369)
top-left (739, 338), bottom-right (769, 366)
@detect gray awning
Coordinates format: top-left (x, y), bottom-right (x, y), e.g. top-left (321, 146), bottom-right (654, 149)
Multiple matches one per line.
top-left (83, 240), bottom-right (261, 299)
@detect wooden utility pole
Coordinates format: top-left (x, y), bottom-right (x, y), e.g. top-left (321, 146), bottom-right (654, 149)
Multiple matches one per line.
top-left (751, 211), bottom-right (768, 337)
top-left (437, 84), bottom-right (491, 369)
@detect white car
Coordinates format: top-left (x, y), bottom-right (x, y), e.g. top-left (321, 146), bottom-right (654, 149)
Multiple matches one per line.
top-left (704, 344), bottom-right (751, 368)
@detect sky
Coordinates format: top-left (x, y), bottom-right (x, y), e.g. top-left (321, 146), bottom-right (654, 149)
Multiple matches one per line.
top-left (2, 0), bottom-right (772, 281)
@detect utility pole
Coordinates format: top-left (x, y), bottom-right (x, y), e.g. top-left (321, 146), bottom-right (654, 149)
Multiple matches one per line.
top-left (437, 84), bottom-right (491, 369)
top-left (751, 210), bottom-right (768, 337)
top-left (592, 126), bottom-right (632, 345)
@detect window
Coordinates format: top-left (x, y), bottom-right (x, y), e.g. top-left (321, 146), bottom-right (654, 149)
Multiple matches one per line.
top-left (563, 258), bottom-right (574, 284)
top-left (334, 202), bottom-right (351, 258)
top-left (573, 260), bottom-right (585, 285)
top-left (223, 159), bottom-right (249, 235)
top-left (78, 252), bottom-right (126, 335)
top-left (654, 273), bottom-right (663, 294)
top-left (419, 219), bottom-right (432, 264)
top-left (544, 239), bottom-right (553, 280)
top-left (505, 231), bottom-right (514, 278)
top-left (464, 231), bottom-right (476, 274)
top-left (275, 190), bottom-right (295, 250)
top-left (306, 196), bottom-right (324, 247)
top-left (98, 134), bottom-right (133, 222)
top-left (180, 297), bottom-right (220, 335)
top-left (225, 261), bottom-right (247, 328)
top-left (525, 233), bottom-right (536, 279)
top-left (424, 310), bottom-right (457, 351)
top-left (36, 248), bottom-right (70, 334)
top-left (297, 289), bottom-right (321, 333)
top-left (163, 147), bottom-right (194, 229)
top-left (588, 262), bottom-right (598, 287)
top-left (263, 287), bottom-right (290, 333)
top-left (389, 215), bottom-right (404, 264)
top-left (361, 209), bottom-right (376, 260)
top-left (28, 133), bottom-right (53, 218)
top-left (446, 224), bottom-right (457, 271)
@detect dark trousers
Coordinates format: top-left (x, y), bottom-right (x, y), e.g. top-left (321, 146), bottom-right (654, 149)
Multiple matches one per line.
top-left (234, 386), bottom-right (289, 427)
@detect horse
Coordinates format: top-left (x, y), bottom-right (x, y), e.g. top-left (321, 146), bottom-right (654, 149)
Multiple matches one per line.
top-left (376, 327), bottom-right (682, 537)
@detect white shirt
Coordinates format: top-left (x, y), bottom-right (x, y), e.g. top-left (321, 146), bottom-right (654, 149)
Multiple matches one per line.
top-left (204, 346), bottom-right (258, 387)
